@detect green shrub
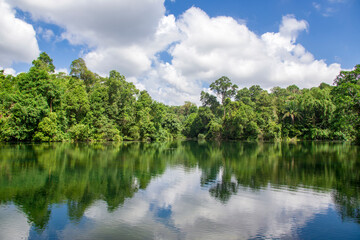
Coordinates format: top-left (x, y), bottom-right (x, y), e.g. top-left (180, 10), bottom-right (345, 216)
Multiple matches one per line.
top-left (68, 124), bottom-right (91, 141)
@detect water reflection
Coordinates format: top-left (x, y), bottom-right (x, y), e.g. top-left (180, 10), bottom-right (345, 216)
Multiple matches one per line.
top-left (0, 141), bottom-right (359, 239)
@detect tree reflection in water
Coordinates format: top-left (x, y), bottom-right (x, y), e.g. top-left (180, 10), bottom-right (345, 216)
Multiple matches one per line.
top-left (0, 141), bottom-right (359, 230)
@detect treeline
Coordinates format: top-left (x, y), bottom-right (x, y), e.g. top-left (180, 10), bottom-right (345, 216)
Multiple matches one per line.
top-left (0, 52), bottom-right (359, 142)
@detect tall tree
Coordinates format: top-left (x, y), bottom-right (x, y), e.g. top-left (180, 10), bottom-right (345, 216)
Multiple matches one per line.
top-left (332, 65), bottom-right (360, 142)
top-left (70, 58), bottom-right (97, 91)
top-left (200, 91), bottom-right (220, 116)
top-left (282, 100), bottom-right (301, 125)
top-left (106, 70), bottom-right (138, 136)
top-left (32, 52), bottom-right (55, 73)
top-left (210, 76), bottom-right (238, 117)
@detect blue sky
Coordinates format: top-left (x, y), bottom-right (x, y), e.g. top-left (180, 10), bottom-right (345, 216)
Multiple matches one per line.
top-left (166, 0), bottom-right (359, 68)
top-left (0, 0), bottom-right (359, 104)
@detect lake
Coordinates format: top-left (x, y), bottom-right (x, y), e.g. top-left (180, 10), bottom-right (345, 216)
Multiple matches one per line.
top-left (0, 141), bottom-right (359, 239)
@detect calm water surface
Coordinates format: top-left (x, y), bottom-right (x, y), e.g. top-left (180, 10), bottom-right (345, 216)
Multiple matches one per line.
top-left (0, 141), bottom-right (359, 239)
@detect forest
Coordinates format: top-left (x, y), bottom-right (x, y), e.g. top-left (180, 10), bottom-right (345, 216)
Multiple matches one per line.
top-left (0, 52), bottom-right (359, 142)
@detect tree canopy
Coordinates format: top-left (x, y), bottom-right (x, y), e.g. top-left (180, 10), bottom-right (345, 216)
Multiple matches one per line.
top-left (0, 52), bottom-right (359, 142)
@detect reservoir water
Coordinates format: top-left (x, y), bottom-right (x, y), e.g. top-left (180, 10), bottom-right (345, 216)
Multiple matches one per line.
top-left (0, 141), bottom-right (359, 239)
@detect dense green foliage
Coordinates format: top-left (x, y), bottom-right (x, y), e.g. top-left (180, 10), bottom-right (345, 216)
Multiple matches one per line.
top-left (0, 53), bottom-right (359, 142)
top-left (0, 53), bottom-right (183, 142)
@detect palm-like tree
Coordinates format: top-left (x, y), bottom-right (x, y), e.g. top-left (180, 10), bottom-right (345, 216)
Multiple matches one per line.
top-left (282, 101), bottom-right (301, 125)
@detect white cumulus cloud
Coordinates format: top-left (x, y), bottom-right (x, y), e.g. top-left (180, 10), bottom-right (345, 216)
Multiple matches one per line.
top-left (9, 0), bottom-right (165, 47)
top-left (9, 0), bottom-right (181, 79)
top-left (137, 8), bottom-right (341, 104)
top-left (83, 13), bottom-right (181, 77)
top-left (0, 0), bottom-right (39, 67)
top-left (37, 27), bottom-right (54, 42)
top-left (7, 1), bottom-right (341, 105)
top-left (0, 67), bottom-right (17, 76)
